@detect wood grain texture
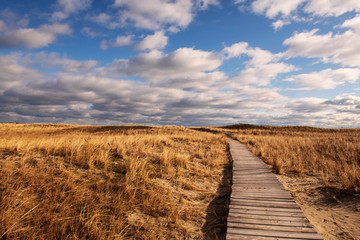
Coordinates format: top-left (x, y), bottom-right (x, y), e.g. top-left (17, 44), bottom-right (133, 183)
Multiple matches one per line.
top-left (226, 138), bottom-right (322, 240)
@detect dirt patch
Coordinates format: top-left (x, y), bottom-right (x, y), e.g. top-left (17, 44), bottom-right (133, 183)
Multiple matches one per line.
top-left (277, 174), bottom-right (360, 240)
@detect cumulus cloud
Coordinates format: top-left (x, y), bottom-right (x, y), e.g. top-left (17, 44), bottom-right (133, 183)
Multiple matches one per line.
top-left (88, 13), bottom-right (122, 29)
top-left (113, 0), bottom-right (194, 30)
top-left (304, 0), bottom-right (360, 17)
top-left (135, 31), bottom-right (168, 50)
top-left (107, 47), bottom-right (227, 92)
top-left (81, 27), bottom-right (101, 38)
top-left (22, 52), bottom-right (98, 72)
top-left (89, 13), bottom-right (111, 24)
top-left (100, 35), bottom-right (133, 50)
top-left (1, 54), bottom-right (358, 127)
top-left (232, 63), bottom-right (296, 86)
top-left (222, 42), bottom-right (283, 65)
top-left (113, 0), bottom-right (193, 30)
top-left (110, 48), bottom-right (222, 84)
top-left (222, 42), bottom-right (249, 59)
top-left (235, 0), bottom-right (360, 30)
top-left (284, 15), bottom-right (360, 67)
top-left (325, 94), bottom-right (360, 106)
top-left (222, 42), bottom-right (296, 86)
top-left (0, 54), bottom-right (41, 91)
top-left (0, 23), bottom-right (71, 49)
top-left (281, 95), bottom-right (360, 127)
top-left (247, 0), bottom-right (360, 19)
top-left (52, 0), bottom-right (92, 21)
top-left (272, 19), bottom-right (291, 30)
top-left (286, 68), bottom-right (360, 89)
top-left (250, 0), bottom-right (306, 18)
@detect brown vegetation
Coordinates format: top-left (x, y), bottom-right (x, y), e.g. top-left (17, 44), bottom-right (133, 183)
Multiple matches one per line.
top-left (0, 123), bottom-right (230, 239)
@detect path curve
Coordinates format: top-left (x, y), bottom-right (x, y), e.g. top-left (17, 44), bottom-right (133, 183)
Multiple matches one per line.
top-left (226, 137), bottom-right (322, 240)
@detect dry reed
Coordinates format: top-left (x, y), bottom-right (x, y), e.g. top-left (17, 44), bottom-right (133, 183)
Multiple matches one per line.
top-left (0, 124), bottom-right (229, 239)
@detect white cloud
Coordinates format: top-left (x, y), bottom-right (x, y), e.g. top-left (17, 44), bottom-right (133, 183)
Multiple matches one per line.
top-left (222, 42), bottom-right (249, 59)
top-left (222, 42), bottom-right (283, 65)
top-left (100, 35), bottom-right (133, 50)
top-left (251, 0), bottom-right (306, 18)
top-left (90, 13), bottom-right (111, 24)
top-left (304, 0), bottom-right (360, 17)
top-left (231, 63), bottom-right (296, 86)
top-left (325, 94), bottom-right (360, 107)
top-left (280, 95), bottom-right (360, 127)
top-left (286, 68), bottom-right (360, 89)
top-left (247, 0), bottom-right (360, 19)
top-left (113, 0), bottom-right (194, 30)
top-left (135, 31), bottom-right (168, 50)
top-left (235, 0), bottom-right (360, 30)
top-left (0, 23), bottom-right (71, 49)
top-left (1, 52), bottom-right (359, 127)
top-left (222, 42), bottom-right (296, 86)
top-left (88, 13), bottom-right (122, 29)
top-left (81, 27), bottom-right (101, 38)
top-left (342, 14), bottom-right (360, 32)
top-left (111, 48), bottom-right (222, 78)
top-left (0, 54), bottom-right (41, 91)
top-left (108, 48), bottom-right (224, 91)
top-left (272, 19), bottom-right (291, 30)
top-left (284, 15), bottom-right (360, 67)
top-left (52, 0), bottom-right (92, 21)
top-left (23, 52), bottom-right (98, 72)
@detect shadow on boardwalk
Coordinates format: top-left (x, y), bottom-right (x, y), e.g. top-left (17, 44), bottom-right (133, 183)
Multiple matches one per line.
top-left (201, 144), bottom-right (233, 240)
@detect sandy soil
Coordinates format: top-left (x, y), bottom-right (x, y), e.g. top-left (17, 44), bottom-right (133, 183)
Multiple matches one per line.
top-left (276, 174), bottom-right (360, 240)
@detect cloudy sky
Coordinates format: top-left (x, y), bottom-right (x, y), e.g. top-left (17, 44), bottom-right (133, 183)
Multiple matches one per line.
top-left (0, 0), bottom-right (359, 127)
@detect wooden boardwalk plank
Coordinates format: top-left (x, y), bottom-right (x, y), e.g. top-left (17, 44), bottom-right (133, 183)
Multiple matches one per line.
top-left (226, 138), bottom-right (322, 240)
top-left (227, 217), bottom-right (311, 227)
top-left (227, 222), bottom-right (317, 233)
top-left (228, 214), bottom-right (308, 223)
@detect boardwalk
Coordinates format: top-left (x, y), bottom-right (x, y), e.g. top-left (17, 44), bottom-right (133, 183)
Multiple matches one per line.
top-left (226, 138), bottom-right (322, 240)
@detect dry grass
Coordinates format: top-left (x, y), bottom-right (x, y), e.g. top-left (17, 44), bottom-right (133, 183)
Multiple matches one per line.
top-left (206, 124), bottom-right (360, 191)
top-left (0, 123), bottom-right (230, 239)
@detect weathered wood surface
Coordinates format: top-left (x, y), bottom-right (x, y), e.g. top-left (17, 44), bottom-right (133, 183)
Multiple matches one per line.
top-left (226, 138), bottom-right (322, 240)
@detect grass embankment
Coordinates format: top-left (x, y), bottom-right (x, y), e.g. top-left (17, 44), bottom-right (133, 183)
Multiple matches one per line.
top-left (0, 124), bottom-right (230, 239)
top-left (206, 124), bottom-right (360, 191)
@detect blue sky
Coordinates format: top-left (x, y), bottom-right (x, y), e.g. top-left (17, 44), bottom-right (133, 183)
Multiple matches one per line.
top-left (0, 0), bottom-right (359, 127)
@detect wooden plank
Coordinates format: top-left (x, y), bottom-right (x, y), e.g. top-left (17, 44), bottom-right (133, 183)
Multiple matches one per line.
top-left (230, 195), bottom-right (294, 201)
top-left (226, 137), bottom-right (322, 240)
top-left (229, 200), bottom-right (300, 209)
top-left (227, 234), bottom-right (303, 240)
top-left (231, 192), bottom-right (293, 197)
top-left (227, 228), bottom-right (323, 239)
top-left (227, 216), bottom-right (311, 227)
top-left (230, 198), bottom-right (297, 205)
top-left (227, 222), bottom-right (317, 233)
top-left (227, 214), bottom-right (308, 223)
top-left (229, 205), bottom-right (304, 213)
top-left (228, 208), bottom-right (305, 217)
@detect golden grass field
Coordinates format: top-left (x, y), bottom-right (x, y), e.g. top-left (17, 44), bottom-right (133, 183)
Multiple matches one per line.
top-left (1, 123), bottom-right (360, 239)
top-left (0, 124), bottom-right (230, 239)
